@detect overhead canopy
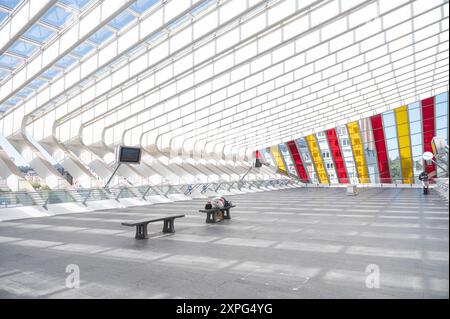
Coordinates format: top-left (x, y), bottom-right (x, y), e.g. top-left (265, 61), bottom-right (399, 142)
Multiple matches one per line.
top-left (0, 0), bottom-right (448, 154)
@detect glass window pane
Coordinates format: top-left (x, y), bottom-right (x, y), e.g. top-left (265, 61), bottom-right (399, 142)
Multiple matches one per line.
top-left (0, 11), bottom-right (9, 24)
top-left (72, 42), bottom-right (94, 57)
top-left (279, 143), bottom-right (297, 176)
top-left (59, 0), bottom-right (91, 9)
top-left (0, 0), bottom-right (21, 9)
top-left (435, 92), bottom-right (448, 104)
top-left (0, 54), bottom-right (22, 68)
top-left (42, 6), bottom-right (72, 27)
top-left (8, 40), bottom-right (38, 57)
top-left (41, 67), bottom-right (62, 79)
top-left (109, 11), bottom-right (135, 29)
top-left (89, 27), bottom-right (113, 44)
top-left (23, 24), bottom-right (55, 43)
top-left (130, 0), bottom-right (159, 14)
top-left (56, 55), bottom-right (77, 69)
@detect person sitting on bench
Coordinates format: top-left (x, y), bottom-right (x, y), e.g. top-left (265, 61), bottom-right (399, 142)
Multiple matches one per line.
top-left (211, 197), bottom-right (225, 222)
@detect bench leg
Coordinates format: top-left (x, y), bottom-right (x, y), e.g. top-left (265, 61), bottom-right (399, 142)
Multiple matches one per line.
top-left (163, 219), bottom-right (175, 233)
top-left (135, 224), bottom-right (148, 240)
top-left (223, 209), bottom-right (231, 220)
top-left (206, 211), bottom-right (216, 223)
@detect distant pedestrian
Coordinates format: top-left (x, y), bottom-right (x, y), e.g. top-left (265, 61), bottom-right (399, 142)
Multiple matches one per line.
top-left (418, 171), bottom-right (430, 195)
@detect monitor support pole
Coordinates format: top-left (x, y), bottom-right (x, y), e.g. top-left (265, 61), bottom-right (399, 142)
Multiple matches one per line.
top-left (239, 165), bottom-right (253, 183)
top-left (104, 163), bottom-right (121, 189)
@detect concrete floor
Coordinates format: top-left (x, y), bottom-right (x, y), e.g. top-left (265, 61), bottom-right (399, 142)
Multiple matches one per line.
top-left (0, 187), bottom-right (448, 299)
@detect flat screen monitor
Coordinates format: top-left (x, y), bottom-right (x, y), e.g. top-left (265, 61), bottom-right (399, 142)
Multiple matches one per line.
top-left (118, 146), bottom-right (141, 164)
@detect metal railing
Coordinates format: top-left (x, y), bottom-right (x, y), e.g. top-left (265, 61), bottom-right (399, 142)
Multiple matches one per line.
top-left (435, 178), bottom-right (449, 201)
top-left (0, 178), bottom-right (297, 209)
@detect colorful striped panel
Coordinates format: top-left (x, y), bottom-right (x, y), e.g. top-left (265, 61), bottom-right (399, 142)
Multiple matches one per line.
top-left (347, 122), bottom-right (369, 183)
top-left (421, 97), bottom-right (436, 176)
top-left (270, 145), bottom-right (287, 174)
top-left (305, 135), bottom-right (329, 184)
top-left (394, 106), bottom-right (413, 184)
top-left (326, 128), bottom-right (349, 184)
top-left (286, 140), bottom-right (309, 182)
top-left (371, 114), bottom-right (391, 183)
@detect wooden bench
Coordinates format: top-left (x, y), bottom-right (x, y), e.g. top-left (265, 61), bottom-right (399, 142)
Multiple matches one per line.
top-left (121, 215), bottom-right (185, 239)
top-left (198, 205), bottom-right (235, 223)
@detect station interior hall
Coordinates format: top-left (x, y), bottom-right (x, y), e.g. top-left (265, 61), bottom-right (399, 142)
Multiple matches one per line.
top-left (0, 0), bottom-right (448, 299)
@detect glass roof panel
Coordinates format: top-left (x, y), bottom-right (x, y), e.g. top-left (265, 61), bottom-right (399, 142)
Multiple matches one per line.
top-left (0, 0), bottom-right (21, 10)
top-left (130, 0), bottom-right (159, 14)
top-left (23, 24), bottom-right (55, 43)
top-left (89, 27), bottom-right (113, 44)
top-left (109, 11), bottom-right (135, 30)
top-left (0, 11), bottom-right (8, 24)
top-left (16, 87), bottom-right (33, 98)
top-left (56, 55), bottom-right (77, 69)
top-left (71, 42), bottom-right (94, 57)
top-left (59, 0), bottom-right (90, 10)
top-left (191, 0), bottom-right (215, 15)
top-left (28, 78), bottom-right (47, 89)
top-left (0, 54), bottom-right (22, 69)
top-left (8, 39), bottom-right (38, 57)
top-left (0, 69), bottom-right (8, 81)
top-left (41, 67), bottom-right (62, 79)
top-left (41, 6), bottom-right (72, 27)
top-left (169, 16), bottom-right (189, 30)
top-left (5, 97), bottom-right (21, 105)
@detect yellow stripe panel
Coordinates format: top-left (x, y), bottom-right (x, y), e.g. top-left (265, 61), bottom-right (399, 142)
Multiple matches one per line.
top-left (305, 135), bottom-right (328, 184)
top-left (270, 146), bottom-right (287, 174)
top-left (395, 105), bottom-right (413, 184)
top-left (347, 122), bottom-right (370, 183)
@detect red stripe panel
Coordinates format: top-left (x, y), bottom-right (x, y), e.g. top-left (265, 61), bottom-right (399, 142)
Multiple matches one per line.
top-left (370, 114), bottom-right (391, 183)
top-left (287, 140), bottom-right (309, 182)
top-left (326, 128), bottom-right (349, 184)
top-left (421, 97), bottom-right (436, 176)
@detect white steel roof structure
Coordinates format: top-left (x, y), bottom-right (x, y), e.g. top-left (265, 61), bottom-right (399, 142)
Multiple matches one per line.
top-left (0, 0), bottom-right (448, 190)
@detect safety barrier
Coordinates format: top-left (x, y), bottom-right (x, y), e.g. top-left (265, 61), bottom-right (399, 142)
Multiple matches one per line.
top-left (435, 178), bottom-right (449, 201)
top-left (0, 178), bottom-right (298, 209)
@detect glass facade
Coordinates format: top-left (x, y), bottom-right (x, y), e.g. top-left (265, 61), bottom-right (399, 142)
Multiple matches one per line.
top-left (422, 97), bottom-right (436, 176)
top-left (286, 140), bottom-right (309, 182)
top-left (434, 93), bottom-right (448, 178)
top-left (326, 128), bottom-right (349, 184)
top-left (395, 106), bottom-right (413, 184)
top-left (382, 111), bottom-right (402, 183)
top-left (270, 145), bottom-right (287, 174)
top-left (371, 114), bottom-right (391, 183)
top-left (305, 135), bottom-right (328, 184)
top-left (316, 131), bottom-right (338, 184)
top-left (408, 101), bottom-right (424, 183)
top-left (347, 121), bottom-right (370, 183)
top-left (296, 138), bottom-right (318, 184)
top-left (279, 143), bottom-right (297, 177)
top-left (260, 147), bottom-right (275, 168)
top-left (336, 125), bottom-right (359, 184)
top-left (267, 94), bottom-right (448, 185)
